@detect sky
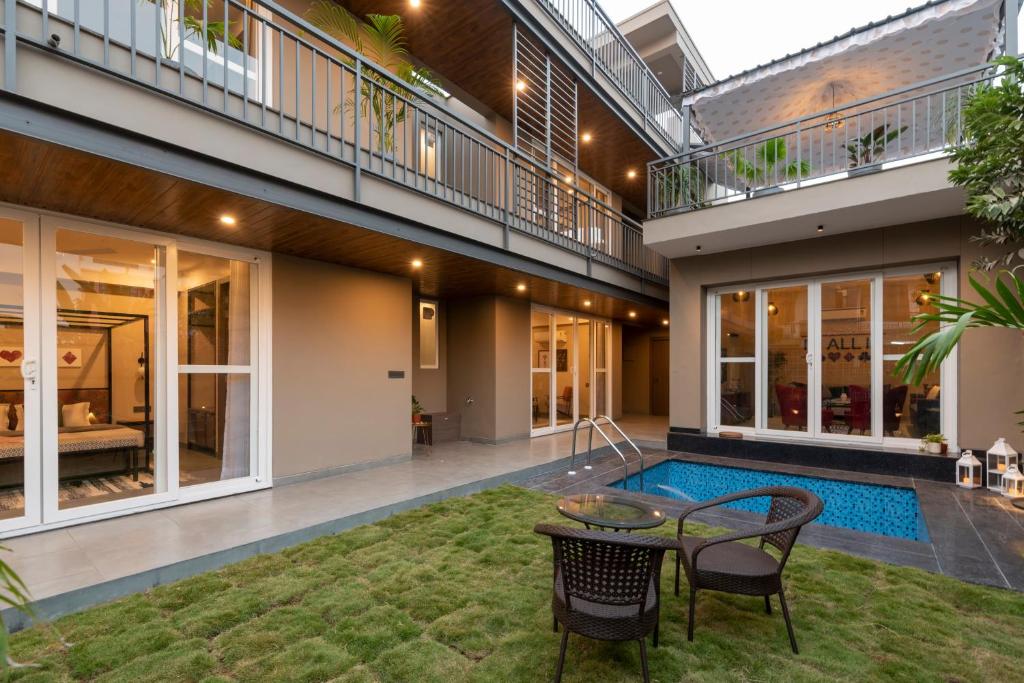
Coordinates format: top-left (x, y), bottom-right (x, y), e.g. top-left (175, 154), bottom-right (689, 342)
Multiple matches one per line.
top-left (600, 0), bottom-right (1023, 82)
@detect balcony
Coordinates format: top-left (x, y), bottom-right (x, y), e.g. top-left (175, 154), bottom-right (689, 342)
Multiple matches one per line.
top-left (516, 0), bottom-right (691, 152)
top-left (0, 0), bottom-right (668, 285)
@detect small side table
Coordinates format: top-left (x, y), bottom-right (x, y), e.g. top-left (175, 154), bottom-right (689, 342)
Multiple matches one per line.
top-left (557, 493), bottom-right (666, 532)
top-left (412, 422), bottom-right (432, 447)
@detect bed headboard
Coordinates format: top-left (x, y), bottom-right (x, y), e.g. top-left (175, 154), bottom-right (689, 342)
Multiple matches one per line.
top-left (0, 388), bottom-right (111, 427)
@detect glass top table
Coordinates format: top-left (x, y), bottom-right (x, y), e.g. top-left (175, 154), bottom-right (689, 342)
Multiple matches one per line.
top-left (556, 493), bottom-right (666, 531)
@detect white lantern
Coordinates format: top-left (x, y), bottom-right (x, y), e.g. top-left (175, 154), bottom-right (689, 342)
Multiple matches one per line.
top-left (1001, 465), bottom-right (1024, 498)
top-left (955, 450), bottom-right (982, 489)
top-left (986, 438), bottom-right (1019, 491)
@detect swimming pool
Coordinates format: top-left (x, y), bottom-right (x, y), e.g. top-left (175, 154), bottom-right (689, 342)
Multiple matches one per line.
top-left (614, 460), bottom-right (929, 542)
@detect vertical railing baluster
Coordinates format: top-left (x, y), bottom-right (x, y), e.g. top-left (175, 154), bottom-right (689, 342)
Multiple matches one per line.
top-left (277, 29), bottom-right (284, 136)
top-left (129, 0), bottom-right (137, 79)
top-left (222, 0), bottom-right (229, 112)
top-left (242, 6), bottom-right (249, 123)
top-left (293, 39), bottom-right (299, 142)
top-left (353, 58), bottom-right (361, 200)
top-left (103, 0), bottom-right (110, 66)
top-left (202, 0), bottom-right (208, 104)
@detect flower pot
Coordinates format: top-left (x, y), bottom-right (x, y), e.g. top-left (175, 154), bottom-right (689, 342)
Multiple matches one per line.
top-left (412, 414), bottom-right (422, 424)
top-left (926, 441), bottom-right (944, 455)
top-left (848, 164), bottom-right (882, 178)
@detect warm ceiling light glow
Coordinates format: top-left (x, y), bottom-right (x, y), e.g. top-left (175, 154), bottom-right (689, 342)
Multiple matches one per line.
top-left (149, 258), bottom-right (156, 264)
top-left (516, 283), bottom-right (527, 292)
top-left (662, 319), bottom-right (669, 326)
top-left (626, 169), bottom-right (637, 179)
top-left (219, 214), bottom-right (236, 226)
top-left (564, 174), bottom-right (573, 183)
top-left (516, 80), bottom-right (526, 92)
top-left (583, 300), bottom-right (591, 307)
top-left (581, 132), bottom-right (592, 143)
top-left (628, 311), bottom-right (637, 319)
top-left (409, 0), bottom-right (421, 6)
top-left (411, 258), bottom-right (423, 269)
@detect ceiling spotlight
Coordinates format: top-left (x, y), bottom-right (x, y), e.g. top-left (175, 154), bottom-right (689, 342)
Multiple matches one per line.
top-left (662, 319), bottom-right (669, 326)
top-left (626, 169), bottom-right (637, 179)
top-left (767, 302), bottom-right (779, 316)
top-left (564, 174), bottom-right (573, 183)
top-left (516, 80), bottom-right (526, 92)
top-left (695, 245), bottom-right (702, 252)
top-left (409, 0), bottom-right (421, 6)
top-left (219, 214), bottom-right (236, 226)
top-left (583, 300), bottom-right (591, 307)
top-left (411, 258), bottom-right (423, 269)
top-left (581, 132), bottom-right (592, 143)
top-left (817, 225), bottom-right (824, 233)
top-left (516, 283), bottom-right (527, 292)
top-left (628, 311), bottom-right (637, 319)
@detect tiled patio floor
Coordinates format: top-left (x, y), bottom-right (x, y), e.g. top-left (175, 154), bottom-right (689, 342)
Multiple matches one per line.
top-left (3, 415), bottom-right (666, 626)
top-left (523, 450), bottom-right (1024, 591)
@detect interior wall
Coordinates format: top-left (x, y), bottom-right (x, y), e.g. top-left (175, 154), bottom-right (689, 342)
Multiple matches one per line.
top-left (272, 255), bottom-right (411, 479)
top-left (411, 299), bottom-right (447, 413)
top-left (667, 215), bottom-right (1024, 449)
top-left (622, 326), bottom-right (653, 414)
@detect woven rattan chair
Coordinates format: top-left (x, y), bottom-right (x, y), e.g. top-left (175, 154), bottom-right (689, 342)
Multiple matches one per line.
top-left (535, 523), bottom-right (677, 683)
top-left (673, 486), bottom-right (824, 654)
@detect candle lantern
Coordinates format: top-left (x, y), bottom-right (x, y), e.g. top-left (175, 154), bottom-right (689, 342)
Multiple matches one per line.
top-left (1002, 465), bottom-right (1024, 498)
top-left (955, 450), bottom-right (982, 489)
top-left (986, 438), bottom-right (1019, 491)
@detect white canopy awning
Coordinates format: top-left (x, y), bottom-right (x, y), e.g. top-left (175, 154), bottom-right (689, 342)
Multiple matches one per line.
top-left (685, 0), bottom-right (1006, 144)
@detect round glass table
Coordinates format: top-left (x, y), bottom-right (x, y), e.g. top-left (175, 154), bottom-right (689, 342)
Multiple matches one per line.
top-left (556, 493), bottom-right (666, 532)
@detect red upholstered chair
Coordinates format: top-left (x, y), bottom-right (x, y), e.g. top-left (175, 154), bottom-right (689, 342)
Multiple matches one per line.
top-left (846, 385), bottom-right (871, 434)
top-left (774, 384), bottom-right (807, 430)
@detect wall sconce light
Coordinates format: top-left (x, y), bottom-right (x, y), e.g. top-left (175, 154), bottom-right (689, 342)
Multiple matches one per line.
top-left (915, 290), bottom-right (931, 306)
top-left (137, 354), bottom-right (146, 379)
top-left (731, 290), bottom-right (749, 303)
top-left (924, 271), bottom-right (942, 285)
top-left (767, 302), bottom-right (779, 316)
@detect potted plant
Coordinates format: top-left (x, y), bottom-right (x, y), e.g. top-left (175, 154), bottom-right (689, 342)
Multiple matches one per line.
top-left (923, 433), bottom-right (948, 455)
top-left (729, 137), bottom-right (810, 197)
top-left (411, 395), bottom-right (424, 424)
top-left (656, 163), bottom-right (706, 210)
top-left (846, 124), bottom-right (907, 176)
top-left (142, 0), bottom-right (241, 70)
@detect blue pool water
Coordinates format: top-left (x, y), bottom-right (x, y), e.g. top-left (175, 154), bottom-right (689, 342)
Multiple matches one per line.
top-left (615, 460), bottom-right (929, 542)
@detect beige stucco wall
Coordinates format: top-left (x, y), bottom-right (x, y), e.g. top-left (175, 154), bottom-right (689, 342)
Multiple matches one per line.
top-left (495, 297), bottom-right (532, 441)
top-left (668, 215), bottom-right (1024, 449)
top-left (272, 255), bottom-right (411, 479)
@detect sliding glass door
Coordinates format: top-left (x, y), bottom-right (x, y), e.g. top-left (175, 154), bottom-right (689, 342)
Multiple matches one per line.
top-left (530, 306), bottom-right (613, 436)
top-left (709, 265), bottom-right (955, 448)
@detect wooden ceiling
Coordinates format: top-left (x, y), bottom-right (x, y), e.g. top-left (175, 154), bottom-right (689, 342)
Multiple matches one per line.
top-left (0, 131), bottom-right (667, 324)
top-left (338, 0), bottom-right (657, 214)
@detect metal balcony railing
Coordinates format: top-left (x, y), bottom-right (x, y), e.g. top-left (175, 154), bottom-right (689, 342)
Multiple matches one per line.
top-left (1, 0), bottom-right (668, 284)
top-left (531, 0), bottom-right (695, 149)
top-left (647, 62), bottom-right (1003, 219)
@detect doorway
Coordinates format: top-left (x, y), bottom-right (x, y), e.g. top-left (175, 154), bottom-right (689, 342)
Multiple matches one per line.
top-left (650, 338), bottom-right (669, 416)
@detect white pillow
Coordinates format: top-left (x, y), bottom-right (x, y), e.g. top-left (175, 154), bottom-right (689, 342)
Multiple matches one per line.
top-left (12, 404), bottom-right (23, 431)
top-left (62, 402), bottom-right (91, 428)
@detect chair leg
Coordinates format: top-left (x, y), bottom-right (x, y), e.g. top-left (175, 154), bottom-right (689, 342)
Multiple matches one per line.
top-left (674, 553), bottom-right (680, 597)
top-left (687, 587), bottom-right (697, 642)
top-left (653, 614), bottom-right (660, 648)
top-left (638, 639), bottom-right (650, 683)
top-left (778, 588), bottom-right (799, 654)
top-left (554, 630), bottom-right (569, 683)
top-left (764, 595), bottom-right (772, 614)
top-left (553, 614), bottom-right (558, 633)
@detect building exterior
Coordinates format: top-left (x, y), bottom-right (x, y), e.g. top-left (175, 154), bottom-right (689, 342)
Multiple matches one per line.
top-left (0, 0), bottom-right (713, 536)
top-left (645, 0), bottom-right (1022, 473)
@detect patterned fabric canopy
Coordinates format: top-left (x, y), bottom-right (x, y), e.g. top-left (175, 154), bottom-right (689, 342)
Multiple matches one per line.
top-left (685, 0), bottom-right (1005, 144)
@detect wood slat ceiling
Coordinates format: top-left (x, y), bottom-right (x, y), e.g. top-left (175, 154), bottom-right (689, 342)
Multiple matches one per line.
top-left (337, 0), bottom-right (657, 213)
top-left (0, 132), bottom-right (667, 325)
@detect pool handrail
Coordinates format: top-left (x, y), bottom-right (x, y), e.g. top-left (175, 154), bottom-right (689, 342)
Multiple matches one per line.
top-left (568, 416), bottom-right (645, 492)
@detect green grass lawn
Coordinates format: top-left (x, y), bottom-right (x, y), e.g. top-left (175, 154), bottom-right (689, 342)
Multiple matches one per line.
top-left (7, 486), bottom-right (1024, 682)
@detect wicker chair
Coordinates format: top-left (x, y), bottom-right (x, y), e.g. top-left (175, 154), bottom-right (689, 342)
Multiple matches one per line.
top-left (673, 486), bottom-right (824, 654)
top-left (535, 523), bottom-right (677, 683)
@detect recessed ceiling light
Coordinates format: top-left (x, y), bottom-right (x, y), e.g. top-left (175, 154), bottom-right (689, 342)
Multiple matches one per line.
top-left (581, 132), bottom-right (592, 143)
top-left (817, 224), bottom-right (824, 233)
top-left (628, 311), bottom-right (637, 318)
top-left (662, 319), bottom-right (669, 326)
top-left (626, 169), bottom-right (637, 179)
top-left (411, 258), bottom-right (423, 269)
top-left (219, 214), bottom-right (236, 226)
top-left (409, 0), bottom-right (421, 6)
top-left (149, 258), bottom-right (156, 264)
top-left (516, 80), bottom-right (526, 92)
top-left (564, 174), bottom-right (573, 183)
top-left (695, 245), bottom-right (702, 252)
top-left (516, 283), bottom-right (527, 292)
top-left (583, 300), bottom-right (591, 307)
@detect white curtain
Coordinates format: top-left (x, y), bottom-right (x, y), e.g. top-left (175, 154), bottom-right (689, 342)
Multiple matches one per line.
top-left (221, 261), bottom-right (250, 480)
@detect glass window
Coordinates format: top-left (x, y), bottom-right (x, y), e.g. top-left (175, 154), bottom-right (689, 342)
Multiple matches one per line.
top-left (820, 279), bottom-right (873, 436)
top-left (720, 290), bottom-right (755, 357)
top-left (718, 291), bottom-right (755, 428)
top-left (0, 220), bottom-right (25, 520)
top-left (178, 252), bottom-right (253, 486)
top-left (883, 272), bottom-right (943, 439)
top-left (419, 301), bottom-right (438, 370)
top-left (766, 286), bottom-right (808, 432)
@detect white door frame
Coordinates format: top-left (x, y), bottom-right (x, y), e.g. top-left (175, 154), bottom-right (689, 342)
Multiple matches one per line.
top-left (706, 262), bottom-right (958, 450)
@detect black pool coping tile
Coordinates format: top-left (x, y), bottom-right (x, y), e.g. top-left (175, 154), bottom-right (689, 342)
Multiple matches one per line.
top-left (524, 449), bottom-right (1024, 591)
